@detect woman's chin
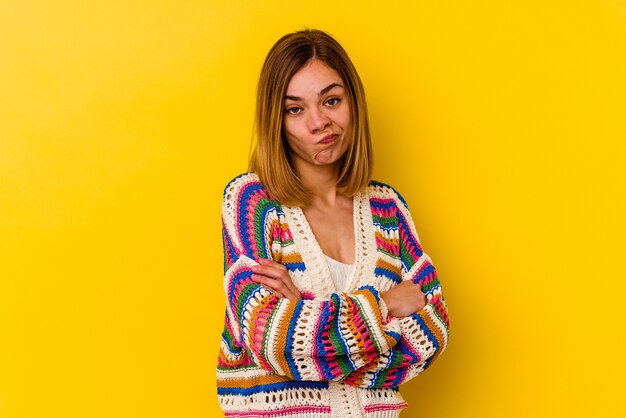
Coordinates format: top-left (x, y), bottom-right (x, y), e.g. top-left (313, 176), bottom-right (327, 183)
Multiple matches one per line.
top-left (313, 149), bottom-right (334, 164)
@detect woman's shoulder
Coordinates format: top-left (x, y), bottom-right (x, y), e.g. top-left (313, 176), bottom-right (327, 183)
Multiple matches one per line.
top-left (222, 172), bottom-right (271, 200)
top-left (223, 172), bottom-right (262, 195)
top-left (366, 179), bottom-right (410, 210)
top-left (222, 172), bottom-right (280, 210)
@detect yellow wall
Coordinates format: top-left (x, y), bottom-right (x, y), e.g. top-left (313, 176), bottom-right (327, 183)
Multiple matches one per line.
top-left (1, 1), bottom-right (625, 417)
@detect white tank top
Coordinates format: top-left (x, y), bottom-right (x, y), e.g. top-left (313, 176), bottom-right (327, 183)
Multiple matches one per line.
top-left (324, 255), bottom-right (354, 292)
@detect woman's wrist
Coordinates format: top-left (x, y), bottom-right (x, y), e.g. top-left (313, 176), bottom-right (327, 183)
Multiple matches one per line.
top-left (380, 291), bottom-right (396, 317)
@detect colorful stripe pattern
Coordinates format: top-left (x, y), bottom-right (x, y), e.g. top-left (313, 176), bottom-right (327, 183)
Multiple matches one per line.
top-left (217, 173), bottom-right (449, 417)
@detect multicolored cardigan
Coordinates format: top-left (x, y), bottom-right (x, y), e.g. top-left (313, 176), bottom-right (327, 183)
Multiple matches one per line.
top-left (217, 173), bottom-right (449, 417)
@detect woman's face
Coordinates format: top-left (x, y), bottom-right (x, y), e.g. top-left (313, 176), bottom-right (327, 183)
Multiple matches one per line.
top-left (282, 60), bottom-right (352, 173)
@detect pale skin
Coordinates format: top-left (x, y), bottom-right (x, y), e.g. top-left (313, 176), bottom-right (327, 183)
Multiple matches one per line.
top-left (251, 60), bottom-right (426, 318)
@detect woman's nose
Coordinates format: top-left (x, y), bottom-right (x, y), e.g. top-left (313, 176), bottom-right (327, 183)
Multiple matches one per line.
top-left (307, 109), bottom-right (330, 132)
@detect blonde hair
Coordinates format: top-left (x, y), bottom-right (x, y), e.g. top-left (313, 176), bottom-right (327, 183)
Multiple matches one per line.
top-left (249, 29), bottom-right (373, 207)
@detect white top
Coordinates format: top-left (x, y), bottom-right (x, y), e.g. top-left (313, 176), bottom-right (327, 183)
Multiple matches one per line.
top-left (325, 255), bottom-right (354, 292)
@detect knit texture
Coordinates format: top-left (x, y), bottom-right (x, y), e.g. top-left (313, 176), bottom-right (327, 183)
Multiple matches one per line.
top-left (325, 255), bottom-right (387, 417)
top-left (217, 173), bottom-right (449, 417)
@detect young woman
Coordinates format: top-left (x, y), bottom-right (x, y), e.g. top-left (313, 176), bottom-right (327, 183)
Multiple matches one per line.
top-left (217, 29), bottom-right (449, 417)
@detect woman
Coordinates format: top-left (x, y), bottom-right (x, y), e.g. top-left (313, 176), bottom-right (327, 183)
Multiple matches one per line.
top-left (217, 29), bottom-right (449, 417)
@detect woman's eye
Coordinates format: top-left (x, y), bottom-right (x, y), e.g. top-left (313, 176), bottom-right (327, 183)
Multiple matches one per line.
top-left (325, 97), bottom-right (340, 107)
top-left (286, 107), bottom-right (301, 115)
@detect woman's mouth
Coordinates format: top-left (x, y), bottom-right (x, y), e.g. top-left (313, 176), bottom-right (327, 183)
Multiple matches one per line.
top-left (319, 134), bottom-right (338, 144)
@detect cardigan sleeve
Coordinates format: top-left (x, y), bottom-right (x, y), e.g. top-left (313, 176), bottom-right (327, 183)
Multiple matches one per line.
top-left (221, 175), bottom-right (404, 382)
top-left (340, 187), bottom-right (450, 388)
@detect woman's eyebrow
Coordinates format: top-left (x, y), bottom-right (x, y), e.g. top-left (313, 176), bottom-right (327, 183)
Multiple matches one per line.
top-left (284, 82), bottom-right (344, 101)
top-left (319, 82), bottom-right (343, 96)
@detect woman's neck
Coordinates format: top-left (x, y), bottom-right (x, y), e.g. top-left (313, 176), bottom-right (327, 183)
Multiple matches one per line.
top-left (296, 163), bottom-right (342, 207)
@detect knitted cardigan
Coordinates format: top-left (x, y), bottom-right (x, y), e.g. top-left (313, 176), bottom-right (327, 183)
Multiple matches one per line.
top-left (217, 173), bottom-right (449, 417)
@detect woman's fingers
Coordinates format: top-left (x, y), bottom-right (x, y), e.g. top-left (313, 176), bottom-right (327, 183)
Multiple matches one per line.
top-left (256, 259), bottom-right (288, 278)
top-left (381, 280), bottom-right (428, 317)
top-left (251, 274), bottom-right (286, 298)
top-left (251, 268), bottom-right (301, 300)
top-left (252, 259), bottom-right (301, 300)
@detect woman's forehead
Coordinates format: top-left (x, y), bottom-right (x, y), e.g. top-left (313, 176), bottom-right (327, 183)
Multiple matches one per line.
top-left (285, 61), bottom-right (344, 98)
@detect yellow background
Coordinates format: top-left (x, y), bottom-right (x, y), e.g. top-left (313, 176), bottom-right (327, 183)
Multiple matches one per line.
top-left (2, 1), bottom-right (625, 417)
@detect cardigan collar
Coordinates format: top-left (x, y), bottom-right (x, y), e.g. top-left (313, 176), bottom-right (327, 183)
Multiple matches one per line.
top-left (281, 189), bottom-right (379, 298)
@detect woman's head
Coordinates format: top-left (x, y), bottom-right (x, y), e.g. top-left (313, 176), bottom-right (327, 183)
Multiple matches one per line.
top-left (249, 29), bottom-right (372, 206)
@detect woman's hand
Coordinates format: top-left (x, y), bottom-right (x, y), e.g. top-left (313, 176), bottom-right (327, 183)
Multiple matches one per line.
top-left (251, 258), bottom-right (302, 301)
top-left (380, 281), bottom-right (427, 318)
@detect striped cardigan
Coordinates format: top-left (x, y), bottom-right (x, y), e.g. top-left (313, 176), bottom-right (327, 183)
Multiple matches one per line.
top-left (217, 173), bottom-right (449, 417)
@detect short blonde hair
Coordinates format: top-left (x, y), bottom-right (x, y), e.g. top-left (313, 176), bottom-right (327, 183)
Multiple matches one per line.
top-left (249, 29), bottom-right (373, 207)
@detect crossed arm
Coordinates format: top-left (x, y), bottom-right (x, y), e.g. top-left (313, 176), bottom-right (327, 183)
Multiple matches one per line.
top-left (251, 258), bottom-right (427, 317)
top-left (222, 184), bottom-right (449, 388)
